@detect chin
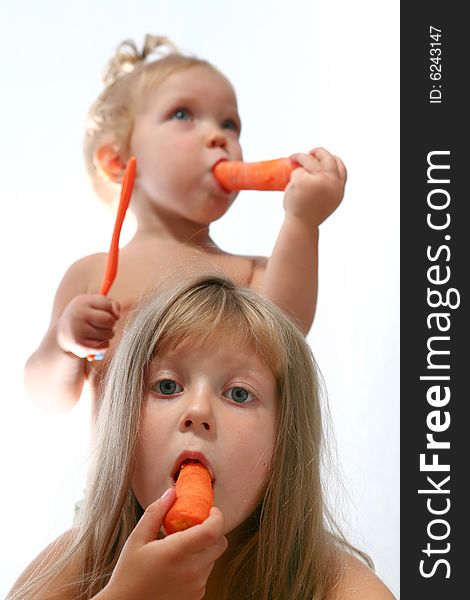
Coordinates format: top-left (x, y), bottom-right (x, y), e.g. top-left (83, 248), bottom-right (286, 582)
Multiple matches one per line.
top-left (205, 197), bottom-right (235, 221)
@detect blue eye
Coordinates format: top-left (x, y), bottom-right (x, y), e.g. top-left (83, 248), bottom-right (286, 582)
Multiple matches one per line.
top-left (222, 118), bottom-right (239, 133)
top-left (171, 108), bottom-right (191, 121)
top-left (153, 379), bottom-right (182, 395)
top-left (225, 386), bottom-right (254, 404)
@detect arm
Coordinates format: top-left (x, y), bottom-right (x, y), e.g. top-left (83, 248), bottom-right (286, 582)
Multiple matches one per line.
top-left (8, 491), bottom-right (227, 600)
top-left (252, 148), bottom-right (346, 334)
top-left (24, 255), bottom-right (120, 411)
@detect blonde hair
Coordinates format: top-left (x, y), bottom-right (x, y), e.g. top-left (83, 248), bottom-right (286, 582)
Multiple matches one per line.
top-left (84, 34), bottom-right (218, 204)
top-left (10, 275), bottom-right (371, 600)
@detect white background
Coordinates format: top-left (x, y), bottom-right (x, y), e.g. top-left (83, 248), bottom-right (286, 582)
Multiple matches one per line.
top-left (0, 1), bottom-right (399, 597)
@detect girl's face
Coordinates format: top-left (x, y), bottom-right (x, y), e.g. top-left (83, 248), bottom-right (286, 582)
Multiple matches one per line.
top-left (130, 65), bottom-right (243, 226)
top-left (132, 335), bottom-right (278, 535)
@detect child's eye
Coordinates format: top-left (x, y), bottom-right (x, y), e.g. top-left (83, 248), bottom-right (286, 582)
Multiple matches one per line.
top-left (223, 386), bottom-right (255, 404)
top-left (171, 108), bottom-right (192, 121)
top-left (222, 118), bottom-right (240, 133)
top-left (152, 379), bottom-right (183, 396)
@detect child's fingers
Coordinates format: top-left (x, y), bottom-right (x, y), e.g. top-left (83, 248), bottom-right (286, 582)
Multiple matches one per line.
top-left (181, 507), bottom-right (227, 555)
top-left (129, 488), bottom-right (177, 547)
top-left (308, 147), bottom-right (338, 170)
top-left (109, 298), bottom-right (121, 319)
top-left (192, 532), bottom-right (228, 573)
top-left (80, 321), bottom-right (115, 342)
top-left (86, 308), bottom-right (119, 331)
top-left (288, 151), bottom-right (328, 176)
top-left (89, 295), bottom-right (121, 319)
top-left (290, 147), bottom-right (336, 171)
top-left (290, 148), bottom-right (345, 179)
top-left (73, 318), bottom-right (116, 356)
top-left (288, 152), bottom-right (317, 171)
top-left (312, 149), bottom-right (347, 183)
top-left (335, 156), bottom-right (347, 183)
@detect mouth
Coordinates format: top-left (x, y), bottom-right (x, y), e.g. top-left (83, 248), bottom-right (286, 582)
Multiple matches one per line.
top-left (171, 452), bottom-right (215, 485)
top-left (211, 158), bottom-right (231, 194)
top-left (212, 157), bottom-right (228, 168)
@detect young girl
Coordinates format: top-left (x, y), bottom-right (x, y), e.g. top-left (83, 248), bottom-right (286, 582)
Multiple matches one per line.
top-left (10, 276), bottom-right (395, 600)
top-left (24, 34), bottom-right (347, 415)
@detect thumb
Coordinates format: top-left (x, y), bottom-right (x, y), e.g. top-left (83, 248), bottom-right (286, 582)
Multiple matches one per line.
top-left (130, 487), bottom-right (176, 546)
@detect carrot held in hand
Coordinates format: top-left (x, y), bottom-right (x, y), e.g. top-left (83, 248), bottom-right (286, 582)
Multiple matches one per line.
top-left (99, 156), bottom-right (137, 296)
top-left (163, 461), bottom-right (214, 534)
top-left (213, 157), bottom-right (299, 191)
top-left (86, 156), bottom-right (136, 362)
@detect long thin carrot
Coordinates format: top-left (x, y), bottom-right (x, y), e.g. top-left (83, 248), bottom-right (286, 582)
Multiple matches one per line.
top-left (163, 461), bottom-right (214, 534)
top-left (86, 156), bottom-right (136, 362)
top-left (213, 157), bottom-right (298, 192)
top-left (99, 156), bottom-right (137, 295)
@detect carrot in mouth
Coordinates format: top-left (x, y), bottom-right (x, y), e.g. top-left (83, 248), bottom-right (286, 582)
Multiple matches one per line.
top-left (213, 157), bottom-right (298, 191)
top-left (163, 461), bottom-right (214, 534)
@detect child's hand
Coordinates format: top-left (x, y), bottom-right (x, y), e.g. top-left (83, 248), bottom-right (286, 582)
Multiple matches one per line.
top-left (101, 488), bottom-right (228, 600)
top-left (284, 148), bottom-right (347, 226)
top-left (56, 294), bottom-right (121, 358)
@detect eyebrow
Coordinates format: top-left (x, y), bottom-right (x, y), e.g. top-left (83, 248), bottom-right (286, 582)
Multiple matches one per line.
top-left (164, 95), bottom-right (196, 106)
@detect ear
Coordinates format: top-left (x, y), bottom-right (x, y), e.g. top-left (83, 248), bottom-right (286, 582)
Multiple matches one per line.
top-left (96, 145), bottom-right (127, 182)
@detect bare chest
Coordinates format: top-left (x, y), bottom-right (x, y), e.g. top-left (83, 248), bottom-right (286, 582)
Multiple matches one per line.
top-left (85, 241), bottom-right (257, 406)
top-left (95, 242), bottom-right (255, 309)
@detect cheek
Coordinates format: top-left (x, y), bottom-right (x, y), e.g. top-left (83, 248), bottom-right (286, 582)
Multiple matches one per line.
top-left (231, 140), bottom-right (243, 161)
top-left (238, 450), bottom-right (271, 503)
top-left (217, 421), bottom-right (276, 529)
top-left (132, 137), bottom-right (200, 198)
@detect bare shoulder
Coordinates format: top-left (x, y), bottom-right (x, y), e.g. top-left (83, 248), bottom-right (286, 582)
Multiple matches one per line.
top-left (49, 252), bottom-right (107, 318)
top-left (328, 554), bottom-right (397, 600)
top-left (7, 529), bottom-right (80, 600)
top-left (60, 252), bottom-right (107, 289)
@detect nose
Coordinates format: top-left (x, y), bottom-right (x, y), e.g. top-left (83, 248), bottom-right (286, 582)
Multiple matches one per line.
top-left (205, 125), bottom-right (227, 150)
top-left (179, 389), bottom-right (215, 434)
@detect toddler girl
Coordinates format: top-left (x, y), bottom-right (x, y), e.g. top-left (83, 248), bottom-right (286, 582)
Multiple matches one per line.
top-left (24, 35), bottom-right (347, 416)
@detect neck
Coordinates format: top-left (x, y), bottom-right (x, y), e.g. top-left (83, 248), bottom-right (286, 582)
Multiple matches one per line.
top-left (131, 203), bottom-right (217, 249)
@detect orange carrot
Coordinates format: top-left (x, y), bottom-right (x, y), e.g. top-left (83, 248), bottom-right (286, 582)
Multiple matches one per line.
top-left (99, 156), bottom-right (137, 295)
top-left (163, 461), bottom-right (214, 534)
top-left (213, 157), bottom-right (299, 192)
top-left (86, 156), bottom-right (136, 362)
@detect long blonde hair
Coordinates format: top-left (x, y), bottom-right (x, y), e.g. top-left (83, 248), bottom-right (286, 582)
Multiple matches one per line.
top-left (84, 34), bottom-right (220, 204)
top-left (10, 275), bottom-right (370, 599)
